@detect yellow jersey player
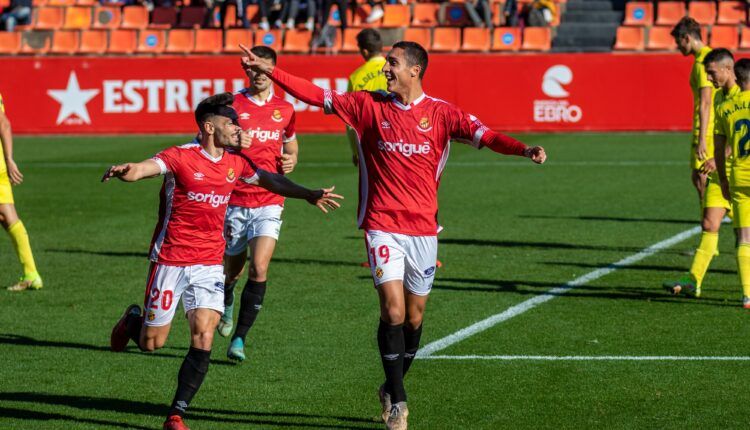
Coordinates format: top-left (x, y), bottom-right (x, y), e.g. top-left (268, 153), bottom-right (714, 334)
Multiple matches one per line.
top-left (672, 17), bottom-right (718, 206)
top-left (664, 48), bottom-right (737, 297)
top-left (0, 92), bottom-right (42, 291)
top-left (715, 58), bottom-right (750, 308)
top-left (346, 28), bottom-right (387, 167)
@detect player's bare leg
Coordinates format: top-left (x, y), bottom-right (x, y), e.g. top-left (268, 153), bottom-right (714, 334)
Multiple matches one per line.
top-left (376, 280), bottom-right (410, 429)
top-left (219, 251), bottom-right (247, 337)
top-left (165, 308), bottom-right (220, 430)
top-left (140, 323), bottom-right (173, 352)
top-left (1, 203), bottom-right (42, 291)
top-left (692, 169), bottom-right (708, 205)
top-left (228, 236), bottom-right (277, 361)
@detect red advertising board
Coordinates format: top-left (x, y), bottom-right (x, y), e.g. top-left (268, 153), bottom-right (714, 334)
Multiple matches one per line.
top-left (1, 54), bottom-right (693, 134)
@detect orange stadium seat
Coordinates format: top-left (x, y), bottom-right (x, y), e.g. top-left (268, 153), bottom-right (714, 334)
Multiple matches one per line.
top-left (254, 29), bottom-right (281, 51)
top-left (63, 6), bottom-right (92, 30)
top-left (121, 5), bottom-right (149, 29)
top-left (655, 2), bottom-right (686, 26)
top-left (688, 1), bottom-right (717, 25)
top-left (92, 6), bottom-right (121, 29)
top-left (108, 28), bottom-right (137, 53)
top-left (20, 31), bottom-right (52, 54)
top-left (442, 3), bottom-right (471, 26)
top-left (219, 4), bottom-right (236, 27)
top-left (403, 27), bottom-right (431, 48)
top-left (35, 7), bottom-right (64, 30)
top-left (283, 29), bottom-right (312, 53)
top-left (461, 27), bottom-right (489, 51)
top-left (245, 4), bottom-right (260, 26)
top-left (340, 27), bottom-right (359, 52)
top-left (47, 0), bottom-right (74, 6)
top-left (411, 3), bottom-right (439, 27)
top-left (0, 32), bottom-right (22, 55)
top-left (614, 26), bottom-right (645, 51)
top-left (491, 27), bottom-right (521, 51)
top-left (381, 4), bottom-right (410, 27)
top-left (223, 28), bottom-right (252, 52)
top-left (137, 29), bottom-right (166, 53)
top-left (353, 4), bottom-right (380, 27)
top-left (623, 2), bottom-right (653, 26)
top-left (431, 27), bottom-right (460, 52)
top-left (193, 28), bottom-right (222, 53)
top-left (165, 29), bottom-right (195, 53)
top-left (150, 7), bottom-right (178, 29)
top-left (178, 6), bottom-right (206, 28)
top-left (0, 0), bottom-right (10, 6)
top-left (76, 0), bottom-right (96, 6)
top-left (741, 26), bottom-right (750, 50)
top-left (711, 25), bottom-right (739, 50)
top-left (717, 1), bottom-right (746, 26)
top-left (79, 29), bottom-right (108, 54)
top-left (51, 29), bottom-right (80, 54)
top-left (646, 26), bottom-right (676, 50)
top-left (521, 27), bottom-right (550, 51)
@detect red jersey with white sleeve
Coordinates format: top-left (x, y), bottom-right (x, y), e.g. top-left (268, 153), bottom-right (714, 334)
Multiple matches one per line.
top-left (150, 143), bottom-right (259, 266)
top-left (229, 89), bottom-right (297, 208)
top-left (264, 67), bottom-right (527, 236)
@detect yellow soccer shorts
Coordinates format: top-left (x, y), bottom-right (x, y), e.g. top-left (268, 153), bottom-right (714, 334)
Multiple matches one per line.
top-left (0, 169), bottom-right (14, 204)
top-left (731, 186), bottom-right (750, 228)
top-left (704, 174), bottom-right (731, 211)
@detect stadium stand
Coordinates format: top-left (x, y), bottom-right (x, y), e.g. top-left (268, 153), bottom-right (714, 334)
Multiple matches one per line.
top-left (340, 28), bottom-right (359, 52)
top-left (431, 27), bottom-right (461, 52)
top-left (108, 28), bottom-right (137, 54)
top-left (63, 6), bottom-right (92, 30)
top-left (614, 25), bottom-right (644, 51)
top-left (137, 29), bottom-right (166, 53)
top-left (655, 2), bottom-right (686, 26)
top-left (523, 27), bottom-right (552, 51)
top-left (382, 4), bottom-right (410, 28)
top-left (78, 28), bottom-right (108, 54)
top-left (687, 1), bottom-right (717, 26)
top-left (35, 6), bottom-right (64, 30)
top-left (283, 29), bottom-right (313, 53)
top-left (711, 25), bottom-right (739, 50)
top-left (411, 3), bottom-right (439, 27)
top-left (623, 2), bottom-right (653, 26)
top-left (120, 5), bottom-right (148, 30)
top-left (150, 7), bottom-right (178, 29)
top-left (646, 26), bottom-right (677, 51)
top-left (740, 27), bottom-right (750, 50)
top-left (255, 29), bottom-right (282, 51)
top-left (50, 29), bottom-right (79, 54)
top-left (21, 30), bottom-right (51, 53)
top-left (552, 0), bottom-right (621, 52)
top-left (0, 31), bottom-right (21, 54)
top-left (223, 28), bottom-right (252, 53)
top-left (166, 28), bottom-right (195, 53)
top-left (461, 27), bottom-right (490, 52)
top-left (403, 27), bottom-right (431, 48)
top-left (492, 27), bottom-right (521, 51)
top-left (194, 28), bottom-right (222, 53)
top-left (717, 2), bottom-right (746, 26)
top-left (91, 6), bottom-right (121, 29)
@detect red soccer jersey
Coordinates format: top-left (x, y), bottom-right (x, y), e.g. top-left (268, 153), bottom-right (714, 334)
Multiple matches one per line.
top-left (150, 143), bottom-right (259, 266)
top-left (325, 90), bottom-right (506, 236)
top-left (229, 89), bottom-right (297, 208)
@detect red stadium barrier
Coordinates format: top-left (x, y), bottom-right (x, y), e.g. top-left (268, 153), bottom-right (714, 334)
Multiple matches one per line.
top-left (3, 54), bottom-right (694, 134)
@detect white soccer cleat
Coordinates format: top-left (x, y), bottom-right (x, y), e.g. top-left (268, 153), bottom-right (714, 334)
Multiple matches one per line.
top-left (377, 384), bottom-right (391, 422)
top-left (386, 402), bottom-right (408, 430)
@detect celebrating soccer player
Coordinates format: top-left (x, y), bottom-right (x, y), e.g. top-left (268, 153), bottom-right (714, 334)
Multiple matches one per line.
top-left (106, 93), bottom-right (342, 430)
top-left (219, 46), bottom-right (301, 363)
top-left (664, 48), bottom-right (738, 297)
top-left (716, 59), bottom-right (750, 308)
top-left (239, 42), bottom-right (545, 430)
top-left (672, 17), bottom-right (718, 207)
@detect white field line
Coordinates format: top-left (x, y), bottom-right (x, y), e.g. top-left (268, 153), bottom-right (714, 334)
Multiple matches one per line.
top-left (25, 160), bottom-right (686, 169)
top-left (422, 355), bottom-right (750, 361)
top-left (416, 226), bottom-right (703, 358)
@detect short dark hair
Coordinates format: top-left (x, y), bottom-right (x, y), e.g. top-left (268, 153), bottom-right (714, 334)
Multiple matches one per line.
top-left (251, 45), bottom-right (277, 65)
top-left (735, 58), bottom-right (750, 87)
top-left (356, 28), bottom-right (383, 53)
top-left (194, 92), bottom-right (237, 128)
top-left (670, 17), bottom-right (702, 41)
top-left (392, 41), bottom-right (428, 79)
top-left (704, 48), bottom-right (734, 67)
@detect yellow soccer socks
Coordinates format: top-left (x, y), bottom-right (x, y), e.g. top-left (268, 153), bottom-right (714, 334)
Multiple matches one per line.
top-left (737, 243), bottom-right (750, 299)
top-left (689, 231), bottom-right (719, 288)
top-left (7, 220), bottom-right (39, 279)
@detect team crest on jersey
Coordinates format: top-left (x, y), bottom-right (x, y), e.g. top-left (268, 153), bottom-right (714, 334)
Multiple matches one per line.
top-left (147, 311), bottom-right (155, 321)
top-left (417, 117), bottom-right (432, 132)
top-left (240, 113), bottom-right (250, 120)
top-left (226, 168), bottom-right (236, 183)
top-left (375, 267), bottom-right (384, 279)
top-left (271, 109), bottom-right (283, 122)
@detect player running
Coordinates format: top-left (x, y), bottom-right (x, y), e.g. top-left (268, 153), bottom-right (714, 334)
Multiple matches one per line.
top-left (672, 17), bottom-right (718, 207)
top-left (0, 92), bottom-right (42, 292)
top-left (239, 42), bottom-right (546, 430)
top-left (219, 46), bottom-right (301, 363)
top-left (106, 93), bottom-right (342, 430)
top-left (716, 59), bottom-right (750, 308)
top-left (664, 48), bottom-right (738, 297)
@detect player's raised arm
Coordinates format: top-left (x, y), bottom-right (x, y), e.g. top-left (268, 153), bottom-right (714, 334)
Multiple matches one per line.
top-left (246, 169), bottom-right (343, 213)
top-left (101, 159), bottom-right (162, 183)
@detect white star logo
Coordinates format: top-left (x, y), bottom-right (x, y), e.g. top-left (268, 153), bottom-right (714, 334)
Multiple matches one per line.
top-left (47, 72), bottom-right (99, 125)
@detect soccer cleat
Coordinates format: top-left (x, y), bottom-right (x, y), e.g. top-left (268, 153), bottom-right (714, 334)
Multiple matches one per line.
top-left (378, 384), bottom-right (392, 423)
top-left (662, 276), bottom-right (700, 298)
top-left (163, 415), bottom-right (190, 430)
top-left (7, 273), bottom-right (43, 292)
top-left (386, 402), bottom-right (408, 430)
top-left (227, 337), bottom-right (246, 362)
top-left (743, 296), bottom-right (750, 309)
top-left (110, 304), bottom-right (141, 352)
top-left (217, 301), bottom-right (234, 338)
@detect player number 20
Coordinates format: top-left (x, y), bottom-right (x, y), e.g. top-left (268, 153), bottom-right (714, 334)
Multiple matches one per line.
top-left (735, 119), bottom-right (750, 158)
top-left (150, 287), bottom-right (174, 310)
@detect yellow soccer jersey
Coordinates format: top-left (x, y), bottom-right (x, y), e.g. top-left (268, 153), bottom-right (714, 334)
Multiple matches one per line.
top-left (348, 56), bottom-right (387, 92)
top-left (716, 90), bottom-right (750, 187)
top-left (692, 46), bottom-right (717, 138)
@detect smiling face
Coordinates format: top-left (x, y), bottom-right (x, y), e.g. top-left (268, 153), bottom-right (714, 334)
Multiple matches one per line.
top-left (207, 115), bottom-right (240, 148)
top-left (383, 47), bottom-right (420, 94)
top-left (247, 67), bottom-right (273, 93)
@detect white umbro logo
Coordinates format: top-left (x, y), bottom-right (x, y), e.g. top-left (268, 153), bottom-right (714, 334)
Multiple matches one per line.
top-left (381, 121), bottom-right (391, 129)
top-left (194, 172), bottom-right (205, 181)
top-left (240, 113), bottom-right (250, 120)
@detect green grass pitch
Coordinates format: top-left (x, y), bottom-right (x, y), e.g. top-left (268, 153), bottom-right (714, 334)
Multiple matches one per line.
top-left (1, 133), bottom-right (749, 429)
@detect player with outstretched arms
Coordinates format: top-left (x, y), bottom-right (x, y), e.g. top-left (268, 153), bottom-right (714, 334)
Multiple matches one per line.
top-left (105, 93), bottom-right (342, 430)
top-left (219, 46), bottom-right (301, 363)
top-left (238, 42), bottom-right (546, 429)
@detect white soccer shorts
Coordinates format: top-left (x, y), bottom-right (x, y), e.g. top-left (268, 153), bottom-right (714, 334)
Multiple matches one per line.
top-left (365, 230), bottom-right (438, 296)
top-left (143, 264), bottom-right (225, 327)
top-left (224, 204), bottom-right (284, 256)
